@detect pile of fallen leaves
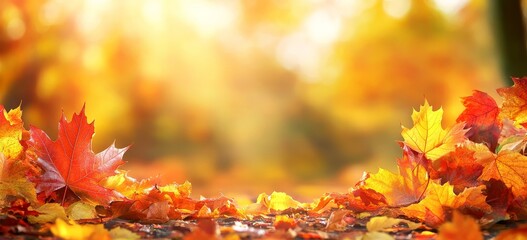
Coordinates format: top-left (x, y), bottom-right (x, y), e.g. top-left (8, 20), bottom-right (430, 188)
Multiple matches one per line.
top-left (3, 77), bottom-right (527, 239)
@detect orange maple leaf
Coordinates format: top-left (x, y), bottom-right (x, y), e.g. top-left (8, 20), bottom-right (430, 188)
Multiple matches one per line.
top-left (437, 211), bottom-right (483, 240)
top-left (274, 215), bottom-right (297, 230)
top-left (105, 188), bottom-right (178, 222)
top-left (29, 106), bottom-right (127, 205)
top-left (184, 218), bottom-right (220, 240)
top-left (401, 183), bottom-right (490, 227)
top-left (478, 150), bottom-right (527, 197)
top-left (495, 224), bottom-right (527, 240)
top-left (401, 100), bottom-right (467, 160)
top-left (497, 77), bottom-right (527, 128)
top-left (457, 90), bottom-right (501, 151)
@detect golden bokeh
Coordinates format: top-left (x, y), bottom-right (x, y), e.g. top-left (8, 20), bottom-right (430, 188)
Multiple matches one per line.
top-left (1, 0), bottom-right (517, 198)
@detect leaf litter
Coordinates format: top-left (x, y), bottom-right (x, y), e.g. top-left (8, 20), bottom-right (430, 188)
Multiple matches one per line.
top-left (2, 77), bottom-right (527, 238)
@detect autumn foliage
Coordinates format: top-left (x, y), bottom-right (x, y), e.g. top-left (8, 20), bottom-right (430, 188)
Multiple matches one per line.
top-left (2, 77), bottom-right (527, 238)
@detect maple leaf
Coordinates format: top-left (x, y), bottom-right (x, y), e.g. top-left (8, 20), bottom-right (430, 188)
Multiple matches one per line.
top-left (497, 77), bottom-right (527, 128)
top-left (0, 153), bottom-right (37, 206)
top-left (66, 201), bottom-right (97, 220)
top-left (338, 188), bottom-right (388, 212)
top-left (29, 106), bottom-right (127, 205)
top-left (494, 224), bottom-right (527, 240)
top-left (100, 170), bottom-right (156, 198)
top-left (1, 198), bottom-right (38, 218)
top-left (0, 198), bottom-right (39, 231)
top-left (366, 216), bottom-right (421, 232)
top-left (401, 100), bottom-right (466, 160)
top-left (325, 209), bottom-right (353, 231)
top-left (28, 203), bottom-right (67, 224)
top-left (109, 227), bottom-right (140, 240)
top-left (361, 163), bottom-right (429, 207)
top-left (255, 192), bottom-right (302, 212)
top-left (274, 215), bottom-right (297, 230)
top-left (483, 179), bottom-right (513, 222)
top-left (430, 147), bottom-right (484, 193)
top-left (456, 90), bottom-right (501, 151)
top-left (105, 188), bottom-right (174, 223)
top-left (497, 119), bottom-right (527, 154)
top-left (0, 105), bottom-right (27, 160)
top-left (401, 183), bottom-right (490, 227)
top-left (195, 196), bottom-right (243, 218)
top-left (478, 150), bottom-right (527, 197)
top-left (51, 218), bottom-right (111, 240)
top-left (0, 105), bottom-right (39, 178)
top-left (184, 218), bottom-right (220, 240)
top-left (437, 211), bottom-right (483, 240)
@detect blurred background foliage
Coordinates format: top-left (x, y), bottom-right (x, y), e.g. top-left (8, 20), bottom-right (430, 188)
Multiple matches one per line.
top-left (1, 0), bottom-right (525, 198)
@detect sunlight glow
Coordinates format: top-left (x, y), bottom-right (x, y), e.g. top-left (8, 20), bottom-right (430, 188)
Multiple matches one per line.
top-left (276, 33), bottom-right (320, 81)
top-left (142, 0), bottom-right (164, 25)
top-left (432, 0), bottom-right (469, 15)
top-left (180, 0), bottom-right (239, 37)
top-left (6, 17), bottom-right (25, 40)
top-left (304, 9), bottom-right (341, 45)
top-left (383, 0), bottom-right (411, 19)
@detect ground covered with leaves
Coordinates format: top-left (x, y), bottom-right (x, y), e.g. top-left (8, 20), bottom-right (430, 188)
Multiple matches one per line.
top-left (3, 77), bottom-right (527, 239)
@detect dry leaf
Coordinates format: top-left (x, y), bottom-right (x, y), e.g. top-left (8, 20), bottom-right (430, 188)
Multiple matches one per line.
top-left (30, 106), bottom-right (127, 205)
top-left (497, 77), bottom-right (527, 127)
top-left (28, 203), bottom-right (68, 224)
top-left (366, 216), bottom-right (421, 232)
top-left (274, 215), bottom-right (297, 230)
top-left (109, 227), bottom-right (140, 240)
top-left (362, 164), bottom-right (429, 207)
top-left (457, 90), bottom-right (501, 151)
top-left (478, 150), bottom-right (527, 196)
top-left (256, 192), bottom-right (302, 212)
top-left (50, 218), bottom-right (110, 240)
top-left (437, 211), bottom-right (483, 240)
top-left (401, 100), bottom-right (466, 160)
top-left (66, 201), bottom-right (97, 220)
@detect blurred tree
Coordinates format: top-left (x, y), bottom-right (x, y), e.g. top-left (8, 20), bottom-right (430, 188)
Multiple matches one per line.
top-left (490, 0), bottom-right (527, 84)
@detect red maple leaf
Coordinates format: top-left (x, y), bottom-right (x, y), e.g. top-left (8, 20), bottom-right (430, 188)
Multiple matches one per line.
top-left (430, 147), bottom-right (484, 194)
top-left (29, 106), bottom-right (127, 206)
top-left (456, 90), bottom-right (501, 151)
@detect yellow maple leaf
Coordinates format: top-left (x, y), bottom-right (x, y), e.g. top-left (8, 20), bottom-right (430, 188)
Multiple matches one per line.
top-left (109, 227), bottom-right (140, 240)
top-left (255, 192), bottom-right (302, 212)
top-left (100, 170), bottom-right (154, 198)
top-left (0, 153), bottom-right (37, 206)
top-left (366, 216), bottom-right (421, 232)
top-left (158, 180), bottom-right (192, 198)
top-left (401, 100), bottom-right (466, 160)
top-left (0, 106), bottom-right (26, 160)
top-left (28, 203), bottom-right (68, 224)
top-left (362, 165), bottom-right (429, 207)
top-left (66, 201), bottom-right (97, 220)
top-left (478, 150), bottom-right (527, 196)
top-left (51, 218), bottom-right (110, 240)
